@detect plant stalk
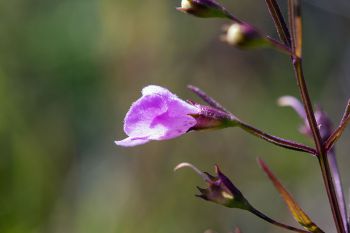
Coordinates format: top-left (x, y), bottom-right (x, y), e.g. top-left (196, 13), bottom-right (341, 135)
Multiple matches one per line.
top-left (238, 121), bottom-right (317, 155)
top-left (292, 57), bottom-right (346, 233)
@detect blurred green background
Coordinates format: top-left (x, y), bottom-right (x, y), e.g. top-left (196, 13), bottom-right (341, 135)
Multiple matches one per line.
top-left (0, 0), bottom-right (349, 232)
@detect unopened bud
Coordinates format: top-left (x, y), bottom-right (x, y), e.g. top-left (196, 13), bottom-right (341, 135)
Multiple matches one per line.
top-left (177, 0), bottom-right (230, 18)
top-left (190, 104), bottom-right (240, 130)
top-left (223, 23), bottom-right (268, 48)
top-left (175, 163), bottom-right (251, 209)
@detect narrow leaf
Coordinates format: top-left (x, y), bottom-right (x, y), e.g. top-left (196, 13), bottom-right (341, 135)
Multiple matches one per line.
top-left (187, 85), bottom-right (229, 113)
top-left (258, 158), bottom-right (324, 233)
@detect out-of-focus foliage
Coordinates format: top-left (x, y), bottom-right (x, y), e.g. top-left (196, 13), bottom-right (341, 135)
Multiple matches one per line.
top-left (0, 0), bottom-right (349, 232)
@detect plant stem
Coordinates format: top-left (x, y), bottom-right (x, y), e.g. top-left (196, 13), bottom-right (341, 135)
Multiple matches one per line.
top-left (287, 0), bottom-right (346, 230)
top-left (329, 149), bottom-right (349, 232)
top-left (292, 57), bottom-right (346, 233)
top-left (238, 121), bottom-right (317, 155)
top-left (249, 206), bottom-right (310, 233)
top-left (266, 36), bottom-right (294, 55)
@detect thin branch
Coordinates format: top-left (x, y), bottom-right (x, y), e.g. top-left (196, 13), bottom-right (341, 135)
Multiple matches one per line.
top-left (224, 10), bottom-right (243, 24)
top-left (264, 0), bottom-right (291, 46)
top-left (266, 36), bottom-right (294, 55)
top-left (325, 99), bottom-right (350, 150)
top-left (187, 85), bottom-right (317, 155)
top-left (238, 121), bottom-right (317, 156)
top-left (249, 207), bottom-right (310, 233)
top-left (341, 99), bottom-right (350, 123)
top-left (325, 114), bottom-right (350, 151)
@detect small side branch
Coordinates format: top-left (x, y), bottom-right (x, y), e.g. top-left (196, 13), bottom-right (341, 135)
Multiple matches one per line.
top-left (264, 0), bottom-right (291, 46)
top-left (249, 207), bottom-right (310, 233)
top-left (325, 100), bottom-right (350, 151)
top-left (239, 121), bottom-right (317, 156)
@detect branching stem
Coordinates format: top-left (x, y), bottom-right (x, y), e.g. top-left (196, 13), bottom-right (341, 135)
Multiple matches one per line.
top-left (292, 56), bottom-right (346, 233)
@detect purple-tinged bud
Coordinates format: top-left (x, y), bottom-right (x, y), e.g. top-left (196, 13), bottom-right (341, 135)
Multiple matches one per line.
top-left (190, 104), bottom-right (239, 130)
top-left (314, 106), bottom-right (332, 140)
top-left (222, 23), bottom-right (268, 49)
top-left (175, 163), bottom-right (250, 209)
top-left (177, 0), bottom-right (230, 18)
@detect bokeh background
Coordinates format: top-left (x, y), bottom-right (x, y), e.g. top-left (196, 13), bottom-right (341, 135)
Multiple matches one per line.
top-left (1, 0), bottom-right (350, 232)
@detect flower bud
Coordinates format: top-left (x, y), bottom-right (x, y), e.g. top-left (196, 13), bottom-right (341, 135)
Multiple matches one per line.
top-left (314, 106), bottom-right (332, 140)
top-left (222, 23), bottom-right (268, 49)
top-left (177, 0), bottom-right (230, 18)
top-left (175, 163), bottom-right (251, 209)
top-left (190, 104), bottom-right (239, 130)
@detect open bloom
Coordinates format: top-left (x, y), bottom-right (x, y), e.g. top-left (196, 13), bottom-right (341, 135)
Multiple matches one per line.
top-left (116, 85), bottom-right (239, 147)
top-left (115, 85), bottom-right (200, 147)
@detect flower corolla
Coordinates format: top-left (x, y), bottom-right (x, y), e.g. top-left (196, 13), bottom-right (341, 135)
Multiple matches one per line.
top-left (115, 85), bottom-right (200, 147)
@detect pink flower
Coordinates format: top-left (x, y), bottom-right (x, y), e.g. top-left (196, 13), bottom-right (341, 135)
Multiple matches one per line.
top-left (115, 85), bottom-right (200, 147)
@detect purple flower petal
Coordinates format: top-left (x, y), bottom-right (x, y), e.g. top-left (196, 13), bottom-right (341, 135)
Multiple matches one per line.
top-left (141, 85), bottom-right (173, 96)
top-left (114, 137), bottom-right (150, 147)
top-left (278, 96), bottom-right (306, 120)
top-left (116, 85), bottom-right (200, 147)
